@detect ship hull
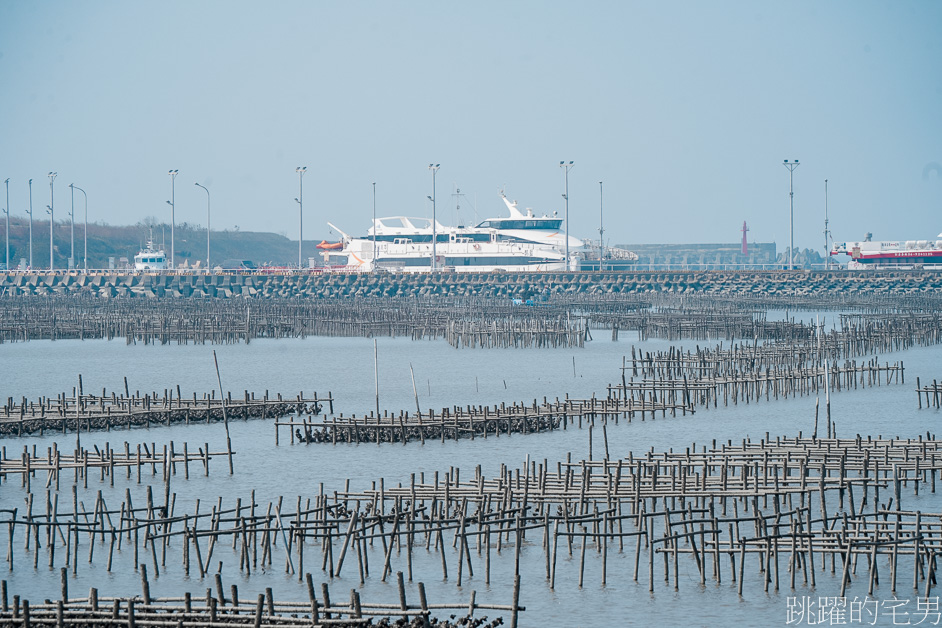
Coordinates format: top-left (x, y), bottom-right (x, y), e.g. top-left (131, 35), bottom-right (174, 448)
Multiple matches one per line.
top-left (331, 239), bottom-right (568, 273)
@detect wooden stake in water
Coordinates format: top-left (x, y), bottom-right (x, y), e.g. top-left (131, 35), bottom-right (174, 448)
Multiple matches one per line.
top-left (409, 363), bottom-right (420, 414)
top-left (75, 376), bottom-right (82, 452)
top-left (813, 397), bottom-right (819, 440)
top-left (374, 340), bottom-right (380, 421)
top-left (212, 351), bottom-right (235, 474)
top-left (826, 362), bottom-right (832, 439)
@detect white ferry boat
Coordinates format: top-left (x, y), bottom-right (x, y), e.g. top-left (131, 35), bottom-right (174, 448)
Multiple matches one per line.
top-left (480, 192), bottom-right (584, 250)
top-left (831, 232), bottom-right (942, 269)
top-left (134, 238), bottom-right (168, 271)
top-left (320, 193), bottom-right (581, 273)
top-left (323, 216), bottom-right (569, 273)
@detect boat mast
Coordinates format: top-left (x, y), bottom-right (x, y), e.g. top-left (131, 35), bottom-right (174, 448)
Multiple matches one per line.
top-left (452, 184), bottom-right (465, 226)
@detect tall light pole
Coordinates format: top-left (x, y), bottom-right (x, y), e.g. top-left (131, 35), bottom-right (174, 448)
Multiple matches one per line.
top-left (428, 164), bottom-right (439, 272)
top-left (195, 183), bottom-right (210, 271)
top-left (783, 159), bottom-right (799, 270)
top-left (48, 172), bottom-right (57, 270)
top-left (372, 182), bottom-right (377, 272)
top-left (26, 179), bottom-right (33, 269)
top-left (598, 180), bottom-right (604, 272)
top-left (46, 205), bottom-right (53, 269)
top-left (3, 178), bottom-right (8, 271)
top-left (560, 161), bottom-right (574, 271)
top-left (68, 183), bottom-right (76, 269)
top-left (823, 179), bottom-right (830, 269)
top-left (296, 166), bottom-right (306, 270)
top-left (72, 185), bottom-right (87, 272)
top-left (168, 170), bottom-right (178, 271)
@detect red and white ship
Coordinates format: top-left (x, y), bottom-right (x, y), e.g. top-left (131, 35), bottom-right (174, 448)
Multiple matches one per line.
top-left (831, 232), bottom-right (942, 269)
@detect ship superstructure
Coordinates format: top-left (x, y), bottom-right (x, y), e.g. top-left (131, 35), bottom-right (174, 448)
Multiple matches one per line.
top-left (831, 233), bottom-right (942, 269)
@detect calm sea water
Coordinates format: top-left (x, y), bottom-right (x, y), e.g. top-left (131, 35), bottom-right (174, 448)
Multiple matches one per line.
top-left (2, 328), bottom-right (941, 627)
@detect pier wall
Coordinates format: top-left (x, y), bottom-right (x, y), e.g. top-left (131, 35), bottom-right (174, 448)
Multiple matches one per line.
top-left (1, 270), bottom-right (941, 298)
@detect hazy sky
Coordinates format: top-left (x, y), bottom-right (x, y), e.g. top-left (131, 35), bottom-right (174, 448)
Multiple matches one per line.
top-left (1, 1), bottom-right (940, 252)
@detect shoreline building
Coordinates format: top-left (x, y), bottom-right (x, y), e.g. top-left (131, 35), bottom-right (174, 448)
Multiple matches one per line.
top-left (614, 242), bottom-right (778, 270)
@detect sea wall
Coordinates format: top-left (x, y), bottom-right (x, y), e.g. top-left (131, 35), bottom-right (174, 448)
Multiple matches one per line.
top-left (1, 270), bottom-right (941, 298)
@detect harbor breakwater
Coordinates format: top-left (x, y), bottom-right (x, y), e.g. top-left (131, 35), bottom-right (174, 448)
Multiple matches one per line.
top-left (2, 269), bottom-right (942, 298)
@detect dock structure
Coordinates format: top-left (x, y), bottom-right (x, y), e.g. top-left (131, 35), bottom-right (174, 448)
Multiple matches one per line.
top-left (2, 284), bottom-right (942, 620)
top-left (0, 292), bottom-right (941, 349)
top-left (283, 342), bottom-right (904, 447)
top-left (3, 269), bottom-right (942, 300)
top-left (4, 435), bottom-right (942, 601)
top-left (0, 387), bottom-right (330, 437)
top-left (614, 346), bottom-right (904, 405)
top-left (0, 309), bottom-right (912, 444)
top-left (916, 377), bottom-right (942, 409)
top-left (0, 440), bottom-right (232, 490)
top-left (0, 571), bottom-right (519, 627)
top-left (277, 395), bottom-right (692, 446)
top-left (0, 295), bottom-right (594, 347)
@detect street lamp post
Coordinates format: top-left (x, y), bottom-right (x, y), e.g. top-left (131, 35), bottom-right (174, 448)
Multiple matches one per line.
top-left (71, 185), bottom-right (87, 272)
top-left (48, 172), bottom-right (57, 270)
top-left (428, 164), bottom-right (439, 272)
top-left (823, 179), bottom-right (830, 269)
top-left (560, 161), bottom-right (574, 271)
top-left (783, 160), bottom-right (799, 270)
top-left (372, 182), bottom-right (377, 272)
top-left (68, 183), bottom-right (76, 269)
top-left (3, 178), bottom-right (9, 271)
top-left (598, 180), bottom-right (604, 272)
top-left (26, 179), bottom-right (33, 269)
top-left (46, 205), bottom-right (53, 269)
top-left (296, 166), bottom-right (306, 270)
top-left (195, 183), bottom-right (210, 271)
top-left (168, 170), bottom-right (178, 271)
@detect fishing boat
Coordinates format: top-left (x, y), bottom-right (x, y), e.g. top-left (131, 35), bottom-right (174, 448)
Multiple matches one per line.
top-left (133, 236), bottom-right (167, 271)
top-left (830, 232), bottom-right (942, 269)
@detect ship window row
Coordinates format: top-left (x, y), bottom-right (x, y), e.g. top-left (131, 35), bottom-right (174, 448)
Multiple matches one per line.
top-left (377, 256), bottom-right (558, 267)
top-left (448, 256), bottom-right (558, 266)
top-left (373, 234), bottom-right (490, 243)
top-left (860, 256), bottom-right (942, 265)
top-left (475, 219), bottom-right (562, 230)
top-left (374, 234), bottom-right (540, 245)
